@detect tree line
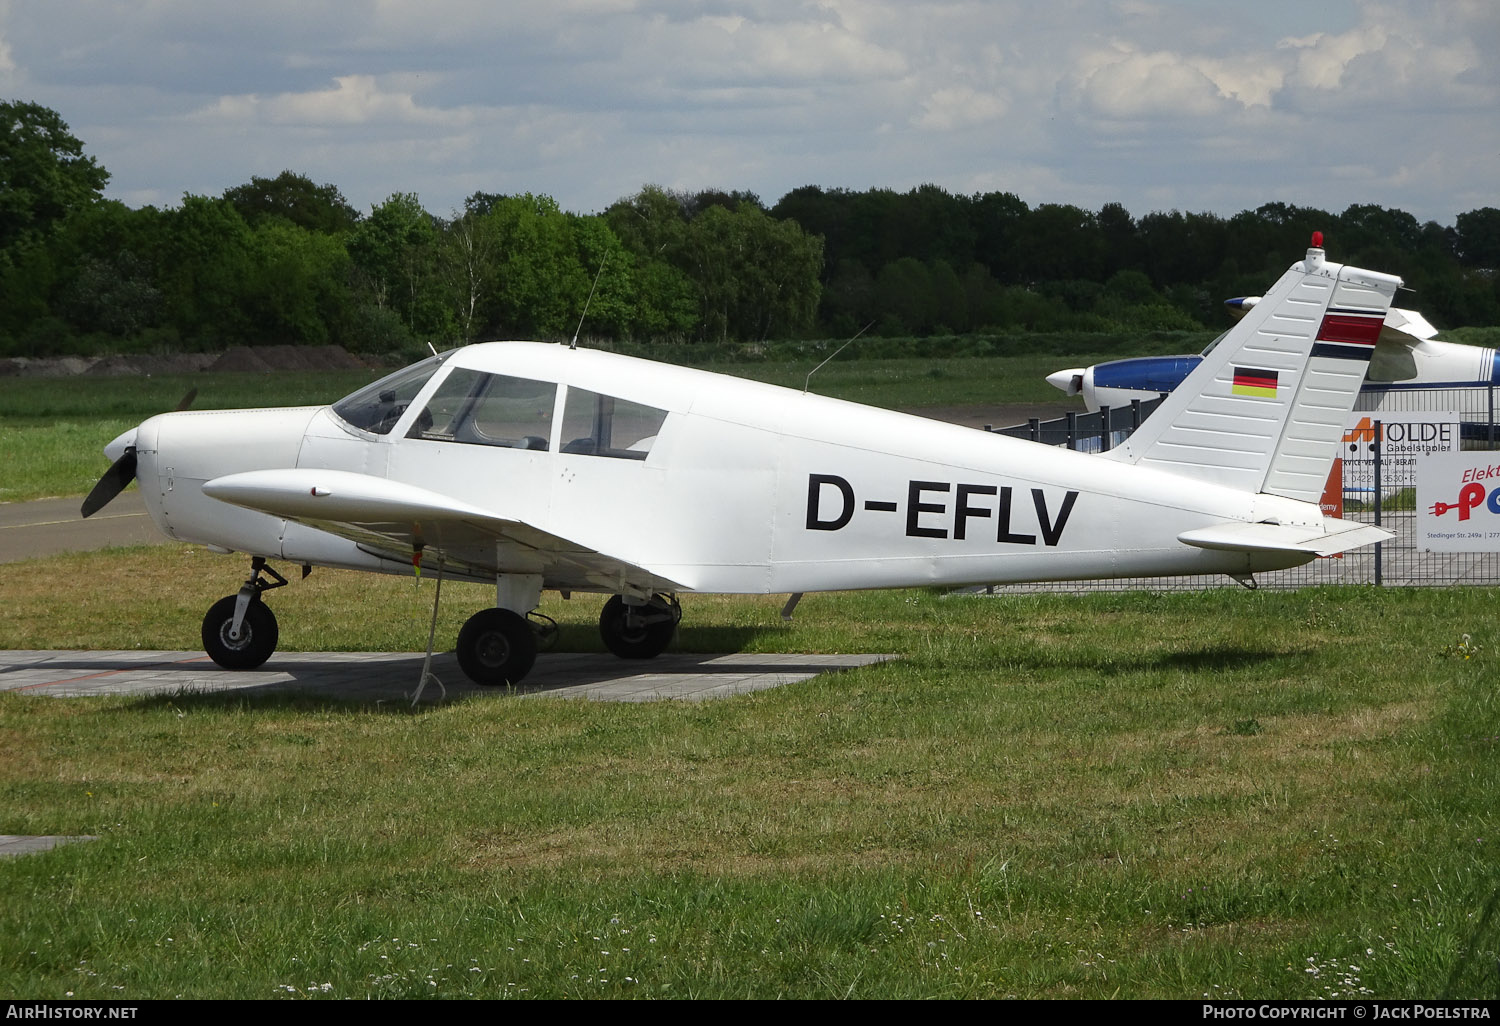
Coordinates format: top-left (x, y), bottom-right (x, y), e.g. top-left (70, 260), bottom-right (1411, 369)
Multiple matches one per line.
top-left (3, 100), bottom-right (1498, 359)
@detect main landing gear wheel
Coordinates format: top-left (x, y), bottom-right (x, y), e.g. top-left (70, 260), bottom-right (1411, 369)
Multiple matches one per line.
top-left (201, 595), bottom-right (279, 670)
top-left (456, 608), bottom-right (538, 686)
top-left (599, 594), bottom-right (679, 659)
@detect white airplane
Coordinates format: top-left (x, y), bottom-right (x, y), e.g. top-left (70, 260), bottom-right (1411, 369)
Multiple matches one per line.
top-left (1047, 297), bottom-right (1495, 419)
top-left (81, 236), bottom-right (1398, 686)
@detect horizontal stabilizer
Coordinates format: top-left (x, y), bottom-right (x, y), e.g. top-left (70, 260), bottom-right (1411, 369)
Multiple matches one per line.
top-left (1177, 519), bottom-right (1393, 558)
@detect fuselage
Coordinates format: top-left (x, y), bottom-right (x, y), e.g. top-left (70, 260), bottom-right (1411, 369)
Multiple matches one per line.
top-left (1056, 335), bottom-right (1499, 416)
top-left (128, 341), bottom-right (1325, 594)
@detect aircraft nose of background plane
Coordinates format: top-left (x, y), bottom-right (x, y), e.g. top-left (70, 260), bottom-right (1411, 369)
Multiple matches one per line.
top-left (1224, 296), bottom-right (1259, 320)
top-left (1046, 368), bottom-right (1084, 395)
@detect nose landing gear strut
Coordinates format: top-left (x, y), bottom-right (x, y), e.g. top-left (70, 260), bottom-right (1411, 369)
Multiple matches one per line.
top-left (201, 557), bottom-right (287, 670)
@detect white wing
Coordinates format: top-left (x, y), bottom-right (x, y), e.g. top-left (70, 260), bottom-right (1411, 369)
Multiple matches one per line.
top-left (202, 468), bottom-right (685, 593)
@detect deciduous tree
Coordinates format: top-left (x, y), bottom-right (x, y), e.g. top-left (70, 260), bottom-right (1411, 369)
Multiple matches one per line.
top-left (0, 101), bottom-right (109, 265)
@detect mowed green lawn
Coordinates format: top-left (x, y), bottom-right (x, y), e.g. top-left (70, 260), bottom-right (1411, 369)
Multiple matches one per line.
top-left (0, 369), bottom-right (379, 504)
top-left (2, 546), bottom-right (1497, 999)
top-left (3, 355), bottom-right (1497, 998)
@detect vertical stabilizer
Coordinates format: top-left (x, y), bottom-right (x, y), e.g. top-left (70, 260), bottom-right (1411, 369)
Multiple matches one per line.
top-left (1104, 238), bottom-right (1401, 500)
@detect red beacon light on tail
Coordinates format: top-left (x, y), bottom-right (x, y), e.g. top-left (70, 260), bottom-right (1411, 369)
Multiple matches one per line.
top-left (1305, 231), bottom-right (1326, 269)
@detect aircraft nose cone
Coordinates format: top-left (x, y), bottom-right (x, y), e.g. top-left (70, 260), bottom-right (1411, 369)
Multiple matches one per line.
top-left (104, 427), bottom-right (138, 463)
top-left (1046, 369), bottom-right (1085, 395)
top-left (1224, 296), bottom-right (1260, 321)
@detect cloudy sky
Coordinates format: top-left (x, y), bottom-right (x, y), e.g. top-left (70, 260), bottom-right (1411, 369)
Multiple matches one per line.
top-left (2, 0), bottom-right (1496, 225)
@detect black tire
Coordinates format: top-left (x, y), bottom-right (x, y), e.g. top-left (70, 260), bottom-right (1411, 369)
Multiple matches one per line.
top-left (201, 595), bottom-right (278, 671)
top-left (456, 608), bottom-right (538, 685)
top-left (599, 595), bottom-right (677, 659)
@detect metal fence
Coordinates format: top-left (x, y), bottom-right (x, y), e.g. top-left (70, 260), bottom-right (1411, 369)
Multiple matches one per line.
top-left (981, 383), bottom-right (1500, 591)
top-left (992, 396), bottom-right (1166, 453)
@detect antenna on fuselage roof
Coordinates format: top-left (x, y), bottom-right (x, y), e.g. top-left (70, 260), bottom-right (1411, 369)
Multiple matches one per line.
top-left (570, 253), bottom-right (609, 350)
top-left (804, 320), bottom-right (876, 394)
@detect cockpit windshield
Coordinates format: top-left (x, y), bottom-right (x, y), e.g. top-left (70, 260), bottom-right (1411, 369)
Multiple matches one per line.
top-left (331, 352), bottom-right (451, 434)
top-left (1198, 329), bottom-right (1231, 358)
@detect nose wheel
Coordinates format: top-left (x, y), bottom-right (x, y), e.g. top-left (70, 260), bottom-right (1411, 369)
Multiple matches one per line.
top-left (202, 595), bottom-right (279, 670)
top-left (200, 557), bottom-right (287, 671)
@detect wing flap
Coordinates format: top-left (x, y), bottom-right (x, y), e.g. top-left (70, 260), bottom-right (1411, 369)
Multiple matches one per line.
top-left (202, 468), bottom-right (685, 591)
top-left (1178, 518), bottom-right (1392, 558)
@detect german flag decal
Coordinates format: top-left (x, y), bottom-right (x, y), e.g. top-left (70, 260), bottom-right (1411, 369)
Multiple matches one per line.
top-left (1232, 367), bottom-right (1278, 398)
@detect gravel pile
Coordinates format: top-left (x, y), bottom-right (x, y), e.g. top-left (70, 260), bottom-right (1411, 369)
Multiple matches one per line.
top-left (0, 345), bottom-right (376, 378)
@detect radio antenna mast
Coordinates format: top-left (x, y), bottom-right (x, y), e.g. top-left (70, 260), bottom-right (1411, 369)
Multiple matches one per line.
top-left (571, 253), bottom-right (609, 350)
top-left (804, 320), bottom-right (875, 393)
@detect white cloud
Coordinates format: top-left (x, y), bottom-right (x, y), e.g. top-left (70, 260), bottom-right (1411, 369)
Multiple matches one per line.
top-left (1277, 3), bottom-right (1492, 109)
top-left (0, 37), bottom-right (15, 91)
top-left (1191, 55), bottom-right (1286, 109)
top-left (1279, 24), bottom-right (1389, 91)
top-left (912, 86), bottom-right (1008, 131)
top-left (0, 0), bottom-right (1493, 223)
top-left (628, 9), bottom-right (907, 87)
top-left (0, 0), bottom-right (21, 92)
top-left (1074, 47), bottom-right (1231, 119)
top-left (195, 75), bottom-right (474, 129)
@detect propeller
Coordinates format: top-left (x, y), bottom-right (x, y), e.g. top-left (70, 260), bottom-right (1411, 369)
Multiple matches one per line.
top-left (79, 388), bottom-right (197, 519)
top-left (80, 447), bottom-right (137, 518)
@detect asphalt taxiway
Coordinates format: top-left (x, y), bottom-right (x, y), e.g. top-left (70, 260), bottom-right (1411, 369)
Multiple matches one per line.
top-left (0, 491), bottom-right (164, 563)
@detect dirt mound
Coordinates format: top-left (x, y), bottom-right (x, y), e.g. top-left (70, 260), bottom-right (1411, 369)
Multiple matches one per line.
top-left (5, 345), bottom-right (372, 378)
top-left (137, 353), bottom-right (215, 375)
top-left (207, 345), bottom-right (373, 374)
top-left (205, 347), bottom-right (274, 373)
top-left (299, 345), bottom-right (369, 371)
top-left (3, 356), bottom-right (95, 377)
top-left (81, 353), bottom-right (217, 375)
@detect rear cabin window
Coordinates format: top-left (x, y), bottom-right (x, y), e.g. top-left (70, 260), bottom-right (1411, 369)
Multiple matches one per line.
top-left (408, 369), bottom-right (557, 450)
top-left (559, 388), bottom-right (668, 460)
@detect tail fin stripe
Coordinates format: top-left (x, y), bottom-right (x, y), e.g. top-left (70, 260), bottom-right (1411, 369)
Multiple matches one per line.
top-left (1311, 342), bottom-right (1376, 362)
top-left (1317, 312), bottom-right (1384, 347)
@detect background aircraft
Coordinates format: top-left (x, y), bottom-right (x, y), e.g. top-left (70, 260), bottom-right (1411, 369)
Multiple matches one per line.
top-left (81, 237), bottom-right (1398, 687)
top-left (1046, 300), bottom-right (1496, 419)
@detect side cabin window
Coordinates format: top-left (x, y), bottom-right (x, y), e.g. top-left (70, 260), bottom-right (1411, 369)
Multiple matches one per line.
top-left (559, 387), bottom-right (668, 460)
top-left (408, 368), bottom-right (557, 450)
top-left (1366, 342), bottom-right (1418, 383)
top-left (331, 352), bottom-right (450, 435)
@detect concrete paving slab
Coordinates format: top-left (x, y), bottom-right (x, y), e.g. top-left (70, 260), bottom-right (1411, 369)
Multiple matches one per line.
top-left (0, 650), bottom-right (896, 704)
top-left (0, 835), bottom-right (99, 858)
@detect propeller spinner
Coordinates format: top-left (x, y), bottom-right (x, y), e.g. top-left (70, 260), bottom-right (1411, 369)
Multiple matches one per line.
top-left (79, 388), bottom-right (196, 519)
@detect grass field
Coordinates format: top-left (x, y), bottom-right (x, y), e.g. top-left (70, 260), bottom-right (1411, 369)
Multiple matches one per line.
top-left (0, 369), bottom-right (379, 504)
top-left (4, 349), bottom-right (1498, 998)
top-left (2, 545), bottom-right (1498, 999)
